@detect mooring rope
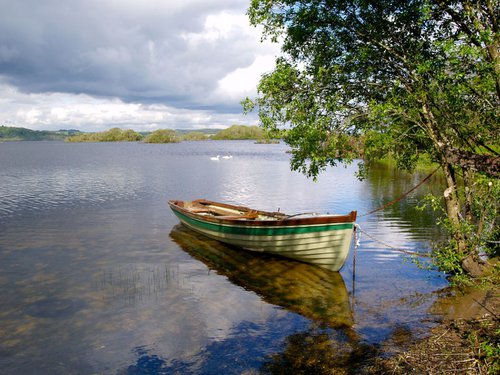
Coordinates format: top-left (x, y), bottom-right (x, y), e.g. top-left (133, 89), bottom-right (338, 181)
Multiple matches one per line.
top-left (350, 168), bottom-right (439, 298)
top-left (355, 224), bottom-right (431, 258)
top-left (349, 167), bottom-right (440, 258)
top-left (358, 166), bottom-right (440, 218)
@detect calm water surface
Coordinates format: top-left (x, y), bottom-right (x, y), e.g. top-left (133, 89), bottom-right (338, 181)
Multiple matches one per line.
top-left (0, 141), bottom-right (448, 374)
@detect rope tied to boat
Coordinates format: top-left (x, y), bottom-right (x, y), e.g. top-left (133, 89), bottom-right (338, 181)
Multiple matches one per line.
top-left (354, 223), bottom-right (431, 258)
top-left (350, 167), bottom-right (440, 259)
top-left (283, 167), bottom-right (439, 220)
top-left (353, 223), bottom-right (361, 247)
top-left (358, 166), bottom-right (440, 218)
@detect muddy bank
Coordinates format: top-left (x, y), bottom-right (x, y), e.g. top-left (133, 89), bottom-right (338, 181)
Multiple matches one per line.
top-left (361, 274), bottom-right (499, 374)
top-left (257, 282), bottom-right (498, 374)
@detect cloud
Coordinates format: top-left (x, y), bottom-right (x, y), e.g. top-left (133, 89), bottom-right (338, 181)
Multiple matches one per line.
top-left (0, 82), bottom-right (259, 131)
top-left (0, 0), bottom-right (279, 130)
top-left (214, 54), bottom-right (277, 101)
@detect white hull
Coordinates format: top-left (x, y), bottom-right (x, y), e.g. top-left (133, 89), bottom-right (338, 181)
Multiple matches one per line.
top-left (177, 217), bottom-right (353, 271)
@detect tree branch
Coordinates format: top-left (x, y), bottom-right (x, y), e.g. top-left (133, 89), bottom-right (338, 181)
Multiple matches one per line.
top-left (443, 147), bottom-right (500, 177)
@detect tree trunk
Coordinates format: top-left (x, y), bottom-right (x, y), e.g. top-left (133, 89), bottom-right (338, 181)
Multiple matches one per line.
top-left (440, 161), bottom-right (485, 277)
top-left (463, 169), bottom-right (474, 223)
top-left (441, 162), bottom-right (464, 244)
top-left (422, 103), bottom-right (486, 277)
top-left (443, 163), bottom-right (483, 277)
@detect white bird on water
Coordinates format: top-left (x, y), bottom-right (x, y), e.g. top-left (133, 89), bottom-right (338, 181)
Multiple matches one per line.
top-left (222, 155), bottom-right (232, 159)
top-left (210, 155), bottom-right (220, 161)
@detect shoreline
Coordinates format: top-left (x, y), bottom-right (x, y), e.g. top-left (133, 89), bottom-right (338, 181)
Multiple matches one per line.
top-left (363, 261), bottom-right (499, 374)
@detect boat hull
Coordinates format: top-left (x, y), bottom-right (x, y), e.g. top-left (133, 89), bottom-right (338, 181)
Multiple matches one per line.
top-left (168, 200), bottom-right (356, 271)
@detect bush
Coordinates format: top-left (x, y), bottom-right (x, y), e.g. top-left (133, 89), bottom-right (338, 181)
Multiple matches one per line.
top-left (212, 125), bottom-right (266, 140)
top-left (181, 131), bottom-right (208, 141)
top-left (142, 129), bottom-right (180, 143)
top-left (66, 128), bottom-right (142, 142)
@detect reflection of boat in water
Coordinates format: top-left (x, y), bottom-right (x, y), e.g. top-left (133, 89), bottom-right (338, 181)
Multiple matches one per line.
top-left (168, 199), bottom-right (357, 271)
top-left (170, 224), bottom-right (353, 328)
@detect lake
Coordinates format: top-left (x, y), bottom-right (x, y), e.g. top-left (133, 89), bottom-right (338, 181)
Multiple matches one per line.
top-left (0, 141), bottom-right (448, 374)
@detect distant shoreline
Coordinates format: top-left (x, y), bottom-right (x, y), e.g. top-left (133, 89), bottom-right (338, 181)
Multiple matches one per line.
top-left (0, 125), bottom-right (280, 143)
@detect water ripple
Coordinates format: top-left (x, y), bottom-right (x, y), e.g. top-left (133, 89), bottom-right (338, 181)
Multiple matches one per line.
top-left (0, 167), bottom-right (143, 219)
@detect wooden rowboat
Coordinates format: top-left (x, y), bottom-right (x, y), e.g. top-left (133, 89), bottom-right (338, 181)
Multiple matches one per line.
top-left (168, 199), bottom-right (357, 271)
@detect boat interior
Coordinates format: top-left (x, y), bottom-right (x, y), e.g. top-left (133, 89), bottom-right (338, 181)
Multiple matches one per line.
top-left (175, 199), bottom-right (286, 221)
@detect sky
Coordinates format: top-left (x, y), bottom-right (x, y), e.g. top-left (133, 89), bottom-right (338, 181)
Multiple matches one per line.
top-left (0, 0), bottom-right (280, 132)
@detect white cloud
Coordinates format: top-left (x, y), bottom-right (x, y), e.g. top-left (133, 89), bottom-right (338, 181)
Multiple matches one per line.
top-left (0, 83), bottom-right (259, 131)
top-left (180, 10), bottom-right (278, 103)
top-left (215, 54), bottom-right (276, 100)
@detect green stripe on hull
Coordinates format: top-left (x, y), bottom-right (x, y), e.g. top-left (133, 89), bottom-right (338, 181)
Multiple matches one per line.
top-left (173, 210), bottom-right (354, 236)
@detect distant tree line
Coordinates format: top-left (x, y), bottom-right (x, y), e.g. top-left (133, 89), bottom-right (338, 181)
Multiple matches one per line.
top-left (66, 128), bottom-right (142, 142)
top-left (64, 125), bottom-right (281, 143)
top-left (0, 125), bottom-right (80, 141)
top-left (0, 125), bottom-right (280, 143)
top-left (66, 126), bottom-right (273, 143)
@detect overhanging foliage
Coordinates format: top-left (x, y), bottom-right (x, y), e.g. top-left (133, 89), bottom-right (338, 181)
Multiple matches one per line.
top-left (246, 0), bottom-right (500, 276)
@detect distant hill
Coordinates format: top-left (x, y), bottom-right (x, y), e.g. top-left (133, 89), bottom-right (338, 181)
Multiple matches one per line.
top-left (0, 126), bottom-right (81, 141)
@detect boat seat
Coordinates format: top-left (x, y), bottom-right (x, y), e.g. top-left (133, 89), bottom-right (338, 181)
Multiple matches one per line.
top-left (190, 207), bottom-right (210, 213)
top-left (217, 211), bottom-right (259, 220)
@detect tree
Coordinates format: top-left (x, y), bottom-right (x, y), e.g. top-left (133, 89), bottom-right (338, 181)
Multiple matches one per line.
top-left (211, 125), bottom-right (266, 140)
top-left (66, 128), bottom-right (142, 142)
top-left (142, 129), bottom-right (179, 143)
top-left (182, 131), bottom-right (208, 141)
top-left (245, 0), bottom-right (499, 276)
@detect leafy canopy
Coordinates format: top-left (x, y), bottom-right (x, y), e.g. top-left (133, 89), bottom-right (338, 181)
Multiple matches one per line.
top-left (245, 0), bottom-right (499, 178)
